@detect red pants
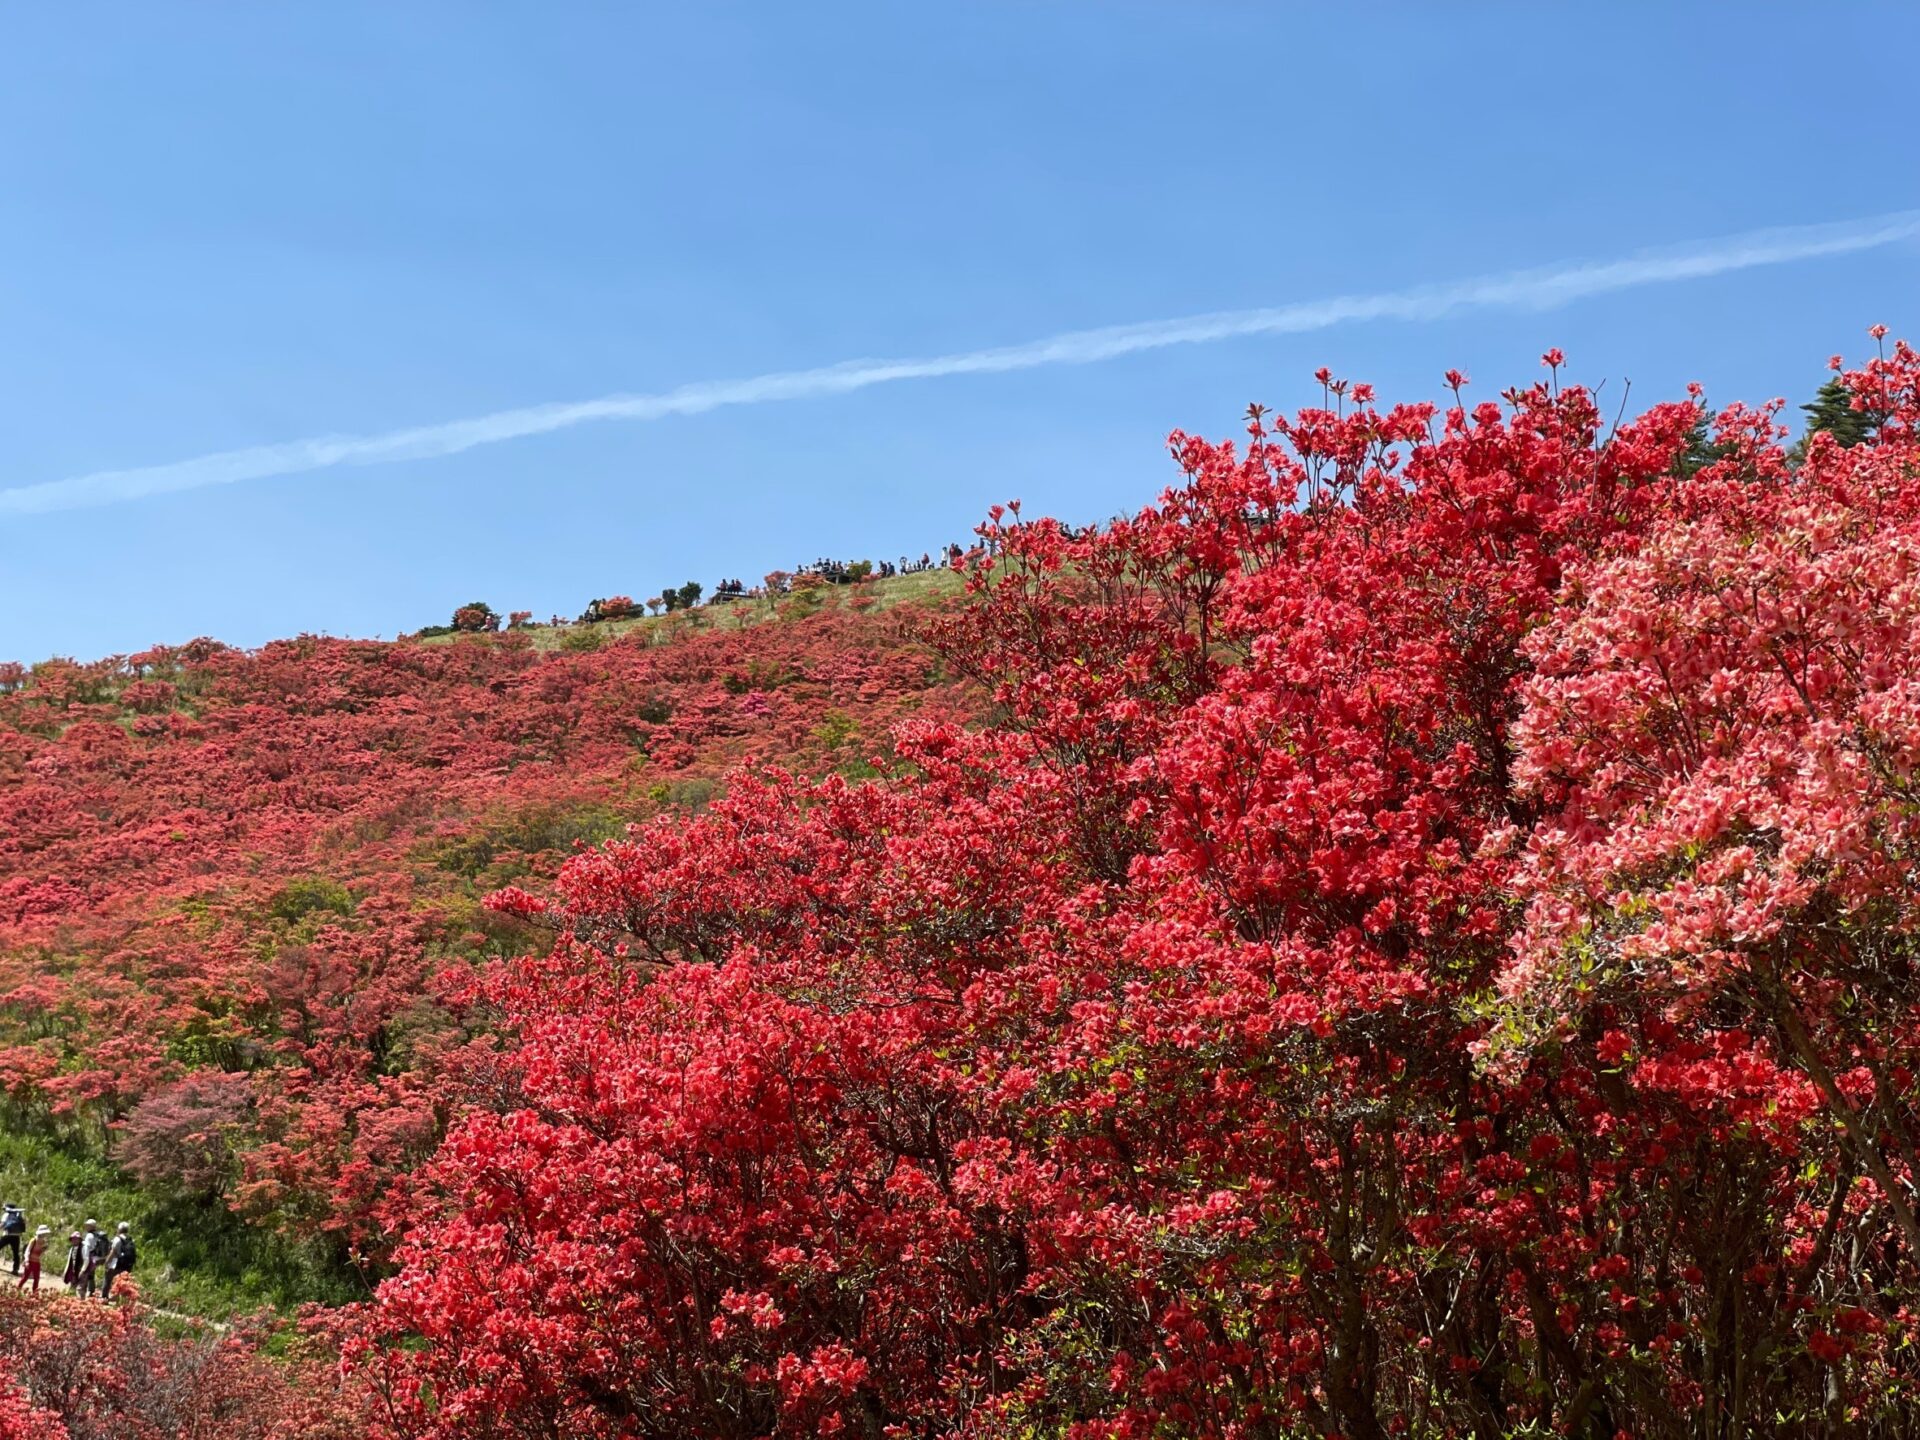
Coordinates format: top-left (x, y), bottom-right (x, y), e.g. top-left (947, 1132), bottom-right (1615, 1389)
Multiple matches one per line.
top-left (14, 1261), bottom-right (39, 1294)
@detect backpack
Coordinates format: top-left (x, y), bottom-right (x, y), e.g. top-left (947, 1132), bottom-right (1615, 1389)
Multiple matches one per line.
top-left (1, 1210), bottom-right (22, 1236)
top-left (116, 1238), bottom-right (136, 1273)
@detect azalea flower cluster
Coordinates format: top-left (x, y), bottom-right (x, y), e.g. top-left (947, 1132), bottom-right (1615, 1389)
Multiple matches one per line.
top-left (360, 339), bottom-right (1920, 1438)
top-left (0, 1288), bottom-right (354, 1440)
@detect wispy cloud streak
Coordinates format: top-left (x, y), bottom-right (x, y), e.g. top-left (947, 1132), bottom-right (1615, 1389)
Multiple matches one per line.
top-left (8, 210), bottom-right (1918, 518)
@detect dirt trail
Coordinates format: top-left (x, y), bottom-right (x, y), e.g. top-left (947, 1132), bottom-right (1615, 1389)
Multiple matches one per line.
top-left (6, 1258), bottom-right (230, 1331)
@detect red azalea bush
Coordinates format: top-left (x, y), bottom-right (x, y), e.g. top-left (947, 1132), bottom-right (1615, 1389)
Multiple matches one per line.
top-left (0, 1380), bottom-right (66, 1440)
top-left (0, 1291), bottom-right (361, 1440)
top-left (357, 341), bottom-right (1920, 1438)
top-left (117, 1070), bottom-right (256, 1201)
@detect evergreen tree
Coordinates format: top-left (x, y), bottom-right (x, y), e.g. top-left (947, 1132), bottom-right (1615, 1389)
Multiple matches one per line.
top-left (1674, 413), bottom-right (1734, 479)
top-left (1793, 377), bottom-right (1884, 462)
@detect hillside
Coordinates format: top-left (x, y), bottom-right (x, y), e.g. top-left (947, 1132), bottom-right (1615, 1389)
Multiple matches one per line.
top-left (3, 342), bottom-right (1920, 1438)
top-left (0, 569), bottom-right (971, 1316)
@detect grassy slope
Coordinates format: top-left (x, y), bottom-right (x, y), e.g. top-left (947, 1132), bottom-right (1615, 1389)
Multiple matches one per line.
top-left (0, 1131), bottom-right (359, 1318)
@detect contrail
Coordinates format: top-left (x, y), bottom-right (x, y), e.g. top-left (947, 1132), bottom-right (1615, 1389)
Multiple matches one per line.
top-left (7, 210), bottom-right (1918, 518)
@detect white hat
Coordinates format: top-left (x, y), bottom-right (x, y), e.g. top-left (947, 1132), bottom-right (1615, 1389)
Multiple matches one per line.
top-left (33, 1226), bottom-right (48, 1236)
top-left (116, 1223), bottom-right (129, 1233)
top-left (84, 1219), bottom-right (97, 1228)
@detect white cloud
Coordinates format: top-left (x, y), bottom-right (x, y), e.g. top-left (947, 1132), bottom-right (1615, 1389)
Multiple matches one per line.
top-left (6, 210), bottom-right (1916, 518)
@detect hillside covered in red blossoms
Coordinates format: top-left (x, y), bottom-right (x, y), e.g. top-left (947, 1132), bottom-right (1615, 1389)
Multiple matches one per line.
top-left (4, 341), bottom-right (1920, 1438)
top-left (0, 578), bottom-right (973, 1407)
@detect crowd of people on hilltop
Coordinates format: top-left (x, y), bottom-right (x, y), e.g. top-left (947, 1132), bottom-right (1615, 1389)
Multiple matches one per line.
top-left (687, 532), bottom-right (1097, 608)
top-left (792, 546), bottom-right (967, 585)
top-left (793, 559), bottom-right (861, 585)
top-left (430, 539), bottom-right (993, 636)
top-left (634, 531), bottom-right (1094, 621)
top-left (711, 546), bottom-right (974, 599)
top-left (1, 1205), bottom-right (135, 1299)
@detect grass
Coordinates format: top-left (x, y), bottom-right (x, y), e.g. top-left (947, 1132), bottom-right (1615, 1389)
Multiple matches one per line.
top-left (416, 567), bottom-right (965, 652)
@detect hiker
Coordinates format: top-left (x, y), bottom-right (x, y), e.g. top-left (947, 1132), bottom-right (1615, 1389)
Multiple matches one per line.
top-left (14, 1227), bottom-right (48, 1294)
top-left (100, 1223), bottom-right (135, 1300)
top-left (0, 1204), bottom-right (23, 1274)
top-left (76, 1219), bottom-right (104, 1298)
top-left (60, 1231), bottom-right (82, 1290)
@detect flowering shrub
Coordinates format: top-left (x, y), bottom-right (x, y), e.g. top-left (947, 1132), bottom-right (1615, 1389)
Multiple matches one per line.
top-left (0, 1290), bottom-right (360, 1440)
top-left (359, 339), bottom-right (1920, 1438)
top-left (118, 1070), bottom-right (255, 1201)
top-left (0, 1379), bottom-right (66, 1440)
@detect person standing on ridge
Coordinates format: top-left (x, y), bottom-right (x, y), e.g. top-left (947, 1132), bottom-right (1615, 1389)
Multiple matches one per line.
top-left (0, 1204), bottom-right (23, 1274)
top-left (15, 1227), bottom-right (47, 1294)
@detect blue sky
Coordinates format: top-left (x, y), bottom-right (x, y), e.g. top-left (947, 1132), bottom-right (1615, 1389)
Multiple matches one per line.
top-left (4, 4), bottom-right (1916, 662)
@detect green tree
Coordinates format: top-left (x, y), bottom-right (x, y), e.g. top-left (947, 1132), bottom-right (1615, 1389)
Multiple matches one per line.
top-left (1792, 377), bottom-right (1885, 463)
top-left (1674, 414), bottom-right (1733, 479)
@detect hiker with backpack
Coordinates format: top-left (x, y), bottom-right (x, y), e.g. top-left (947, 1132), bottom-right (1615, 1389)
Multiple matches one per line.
top-left (14, 1227), bottom-right (48, 1294)
top-left (75, 1219), bottom-right (105, 1298)
top-left (100, 1223), bottom-right (135, 1299)
top-left (0, 1204), bottom-right (23, 1275)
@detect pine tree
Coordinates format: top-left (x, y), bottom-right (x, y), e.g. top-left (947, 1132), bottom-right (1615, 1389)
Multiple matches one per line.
top-left (1794, 377), bottom-right (1885, 458)
top-left (1674, 414), bottom-right (1734, 479)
